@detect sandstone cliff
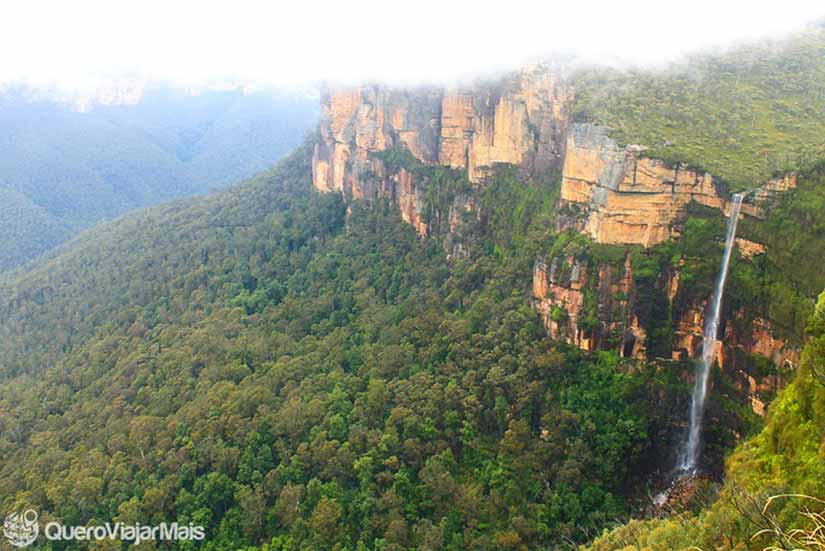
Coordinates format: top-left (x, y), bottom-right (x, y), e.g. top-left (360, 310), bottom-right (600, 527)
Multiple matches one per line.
top-left (558, 124), bottom-right (723, 246)
top-left (310, 70), bottom-right (799, 415)
top-left (532, 253), bottom-right (644, 357)
top-left (531, 249), bottom-right (799, 415)
top-left (558, 124), bottom-right (796, 247)
top-left (312, 65), bottom-right (571, 235)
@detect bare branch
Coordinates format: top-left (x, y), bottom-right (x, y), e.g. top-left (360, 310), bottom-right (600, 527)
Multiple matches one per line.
top-left (754, 494), bottom-right (825, 550)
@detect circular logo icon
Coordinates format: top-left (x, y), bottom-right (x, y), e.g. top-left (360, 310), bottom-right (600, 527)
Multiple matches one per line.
top-left (3, 510), bottom-right (39, 548)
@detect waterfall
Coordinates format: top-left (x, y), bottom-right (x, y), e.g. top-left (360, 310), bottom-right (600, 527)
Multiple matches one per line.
top-left (677, 193), bottom-right (744, 475)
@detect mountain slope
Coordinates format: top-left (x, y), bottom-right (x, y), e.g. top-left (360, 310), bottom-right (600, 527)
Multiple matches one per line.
top-left (0, 144), bottom-right (690, 549)
top-left (0, 87), bottom-right (318, 271)
top-left (2, 27), bottom-right (825, 551)
top-left (0, 188), bottom-right (66, 270)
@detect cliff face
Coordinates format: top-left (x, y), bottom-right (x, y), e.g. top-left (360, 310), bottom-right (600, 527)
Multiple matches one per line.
top-left (311, 71), bottom-right (799, 415)
top-left (313, 87), bottom-right (442, 196)
top-left (559, 124), bottom-right (723, 246)
top-left (438, 69), bottom-right (570, 181)
top-left (531, 249), bottom-right (799, 415)
top-left (558, 124), bottom-right (797, 247)
top-left (532, 253), bottom-right (644, 357)
top-left (312, 66), bottom-right (571, 235)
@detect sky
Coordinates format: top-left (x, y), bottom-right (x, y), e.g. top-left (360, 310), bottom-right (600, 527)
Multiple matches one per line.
top-left (1, 0), bottom-right (824, 96)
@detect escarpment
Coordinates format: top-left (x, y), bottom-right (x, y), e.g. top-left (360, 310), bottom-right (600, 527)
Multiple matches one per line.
top-left (530, 248), bottom-right (799, 416)
top-left (558, 124), bottom-right (723, 247)
top-left (312, 65), bottom-right (571, 235)
top-left (310, 67), bottom-right (801, 415)
top-left (532, 253), bottom-right (642, 357)
top-left (312, 75), bottom-right (794, 246)
top-left (557, 124), bottom-right (796, 247)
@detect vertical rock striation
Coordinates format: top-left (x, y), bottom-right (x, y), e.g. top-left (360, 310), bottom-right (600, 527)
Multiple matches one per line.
top-left (558, 124), bottom-right (797, 246)
top-left (312, 66), bottom-right (571, 235)
top-left (532, 252), bottom-right (644, 358)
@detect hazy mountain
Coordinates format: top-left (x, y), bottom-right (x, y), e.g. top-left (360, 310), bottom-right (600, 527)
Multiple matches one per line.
top-left (0, 85), bottom-right (318, 270)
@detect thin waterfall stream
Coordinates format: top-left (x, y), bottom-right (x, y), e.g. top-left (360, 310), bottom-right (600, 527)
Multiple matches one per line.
top-left (678, 193), bottom-right (744, 474)
top-left (655, 193), bottom-right (745, 505)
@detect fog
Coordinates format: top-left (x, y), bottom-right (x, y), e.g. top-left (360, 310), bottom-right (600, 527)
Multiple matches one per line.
top-left (2, 0), bottom-right (824, 95)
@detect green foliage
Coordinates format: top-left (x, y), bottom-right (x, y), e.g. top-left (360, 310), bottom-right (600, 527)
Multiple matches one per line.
top-left (585, 291), bottom-right (825, 550)
top-left (0, 87), bottom-right (318, 270)
top-left (373, 145), bottom-right (474, 234)
top-left (477, 165), bottom-right (560, 254)
top-left (735, 161), bottom-right (825, 339)
top-left (630, 243), bottom-right (675, 359)
top-left (3, 29), bottom-right (825, 548)
top-left (572, 30), bottom-right (825, 190)
top-left (0, 142), bottom-right (682, 549)
top-left (372, 144), bottom-right (421, 173)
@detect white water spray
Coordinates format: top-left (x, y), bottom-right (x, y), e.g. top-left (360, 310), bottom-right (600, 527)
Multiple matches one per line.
top-left (677, 193), bottom-right (744, 475)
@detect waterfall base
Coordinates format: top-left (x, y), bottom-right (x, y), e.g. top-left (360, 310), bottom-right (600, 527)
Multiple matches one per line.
top-left (649, 472), bottom-right (713, 513)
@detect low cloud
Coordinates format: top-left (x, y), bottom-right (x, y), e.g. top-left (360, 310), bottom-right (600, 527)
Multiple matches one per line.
top-left (1, 0), bottom-right (823, 94)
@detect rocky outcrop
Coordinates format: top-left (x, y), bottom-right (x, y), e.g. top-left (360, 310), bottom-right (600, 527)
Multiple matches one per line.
top-left (558, 124), bottom-right (797, 247)
top-left (532, 253), bottom-right (644, 357)
top-left (312, 65), bottom-right (571, 236)
top-left (313, 87), bottom-right (442, 197)
top-left (724, 315), bottom-right (799, 416)
top-left (746, 318), bottom-right (799, 369)
top-left (734, 238), bottom-right (767, 259)
top-left (748, 174), bottom-right (797, 211)
top-left (532, 251), bottom-right (799, 415)
top-left (311, 70), bottom-right (799, 416)
top-left (532, 242), bottom-right (799, 415)
top-left (559, 124), bottom-right (726, 247)
top-left (313, 79), bottom-right (794, 244)
top-left (532, 255), bottom-right (591, 350)
top-left (439, 68), bottom-right (571, 181)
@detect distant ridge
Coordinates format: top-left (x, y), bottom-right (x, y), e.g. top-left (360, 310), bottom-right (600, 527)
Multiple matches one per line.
top-left (0, 84), bottom-right (318, 270)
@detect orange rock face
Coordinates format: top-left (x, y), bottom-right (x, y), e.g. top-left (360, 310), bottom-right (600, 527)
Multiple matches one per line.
top-left (734, 238), bottom-right (767, 259)
top-left (312, 86), bottom-right (443, 233)
top-left (313, 67), bottom-right (570, 198)
top-left (532, 249), bottom-right (799, 415)
top-left (673, 304), bottom-right (705, 360)
top-left (312, 66), bottom-right (571, 236)
top-left (439, 94), bottom-right (476, 170)
top-left (560, 124), bottom-right (725, 247)
top-left (393, 168), bottom-right (429, 237)
top-left (432, 66), bottom-right (572, 182)
top-left (532, 253), bottom-right (643, 357)
top-left (723, 316), bottom-right (799, 416)
top-left (747, 317), bottom-right (799, 369)
top-left (559, 124), bottom-right (798, 247)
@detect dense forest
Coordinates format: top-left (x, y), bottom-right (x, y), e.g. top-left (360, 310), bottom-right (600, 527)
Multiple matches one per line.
top-left (0, 87), bottom-right (318, 271)
top-left (0, 143), bottom-right (696, 549)
top-left (1, 136), bottom-right (822, 549)
top-left (0, 27), bottom-right (824, 551)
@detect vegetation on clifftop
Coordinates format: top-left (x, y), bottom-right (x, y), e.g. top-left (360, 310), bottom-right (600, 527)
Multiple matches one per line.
top-left (1, 23), bottom-right (824, 551)
top-left (572, 29), bottom-right (825, 190)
